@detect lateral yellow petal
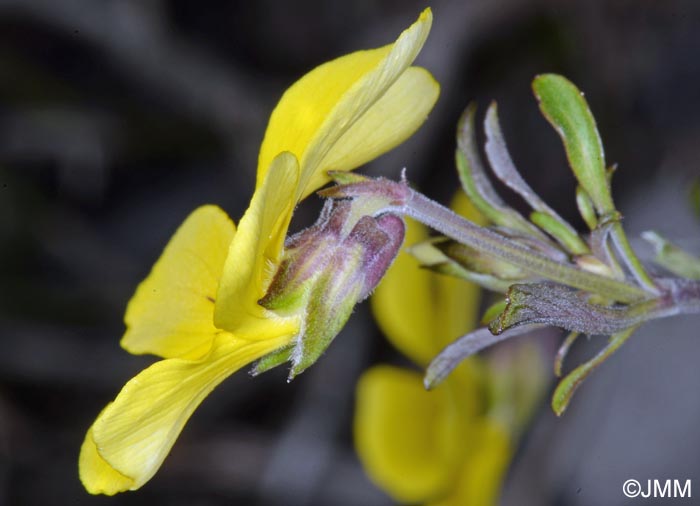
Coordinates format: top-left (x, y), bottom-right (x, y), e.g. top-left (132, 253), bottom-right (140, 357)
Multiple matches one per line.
top-left (311, 67), bottom-right (439, 195)
top-left (79, 415), bottom-right (134, 495)
top-left (257, 8), bottom-right (433, 200)
top-left (121, 205), bottom-right (235, 360)
top-left (354, 365), bottom-right (463, 503)
top-left (83, 332), bottom-right (293, 493)
top-left (214, 152), bottom-right (301, 339)
top-left (371, 191), bottom-right (484, 366)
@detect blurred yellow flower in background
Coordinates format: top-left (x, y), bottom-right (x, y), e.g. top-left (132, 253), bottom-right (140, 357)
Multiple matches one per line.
top-left (355, 191), bottom-right (547, 505)
top-left (80, 9), bottom-right (439, 495)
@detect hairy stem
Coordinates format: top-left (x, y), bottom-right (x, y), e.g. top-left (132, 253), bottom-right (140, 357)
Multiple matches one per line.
top-left (400, 187), bottom-right (649, 303)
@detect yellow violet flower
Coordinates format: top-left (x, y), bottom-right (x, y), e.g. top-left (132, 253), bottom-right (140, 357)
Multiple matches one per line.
top-left (80, 9), bottom-right (438, 495)
top-left (355, 192), bottom-right (513, 505)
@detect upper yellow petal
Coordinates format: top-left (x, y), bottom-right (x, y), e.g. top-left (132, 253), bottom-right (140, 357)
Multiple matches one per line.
top-left (313, 67), bottom-right (439, 193)
top-left (371, 191), bottom-right (484, 366)
top-left (257, 8), bottom-right (433, 201)
top-left (354, 365), bottom-right (464, 503)
top-left (121, 205), bottom-right (235, 360)
top-left (80, 332), bottom-right (293, 493)
top-left (213, 152), bottom-right (301, 339)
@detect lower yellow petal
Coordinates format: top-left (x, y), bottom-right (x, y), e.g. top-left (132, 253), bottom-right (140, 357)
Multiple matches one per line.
top-left (354, 365), bottom-right (463, 503)
top-left (430, 420), bottom-right (511, 506)
top-left (79, 415), bottom-right (134, 495)
top-left (214, 153), bottom-right (301, 339)
top-left (80, 332), bottom-right (293, 494)
top-left (121, 205), bottom-right (235, 360)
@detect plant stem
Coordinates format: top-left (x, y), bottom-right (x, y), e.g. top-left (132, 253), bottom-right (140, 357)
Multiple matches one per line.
top-left (400, 187), bottom-right (649, 303)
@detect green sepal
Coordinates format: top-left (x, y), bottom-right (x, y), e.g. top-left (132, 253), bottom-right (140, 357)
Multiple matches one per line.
top-left (252, 346), bottom-right (295, 376)
top-left (289, 260), bottom-right (363, 378)
top-left (532, 74), bottom-right (614, 216)
top-left (326, 170), bottom-right (370, 185)
top-left (530, 210), bottom-right (589, 255)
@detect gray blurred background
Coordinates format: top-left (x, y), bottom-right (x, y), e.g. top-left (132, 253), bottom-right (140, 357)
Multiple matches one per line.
top-left (1, 0), bottom-right (699, 505)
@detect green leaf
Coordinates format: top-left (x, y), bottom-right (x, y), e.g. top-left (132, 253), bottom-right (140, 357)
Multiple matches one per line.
top-left (552, 326), bottom-right (637, 416)
top-left (530, 210), bottom-right (589, 255)
top-left (456, 104), bottom-right (547, 238)
top-left (575, 185), bottom-right (598, 230)
top-left (553, 331), bottom-right (579, 377)
top-left (408, 238), bottom-right (516, 292)
top-left (484, 102), bottom-right (583, 250)
top-left (641, 231), bottom-right (700, 280)
top-left (532, 74), bottom-right (614, 216)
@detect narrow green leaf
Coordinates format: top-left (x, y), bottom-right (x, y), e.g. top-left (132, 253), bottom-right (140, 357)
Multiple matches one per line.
top-left (436, 239), bottom-right (529, 280)
top-left (425, 325), bottom-right (540, 389)
top-left (530, 210), bottom-right (589, 255)
top-left (575, 185), bottom-right (598, 230)
top-left (532, 74), bottom-right (614, 215)
top-left (456, 104), bottom-right (547, 238)
top-left (641, 231), bottom-right (700, 280)
top-left (553, 331), bottom-right (580, 377)
top-left (484, 102), bottom-right (582, 246)
top-left (552, 326), bottom-right (637, 416)
top-left (408, 239), bottom-right (516, 292)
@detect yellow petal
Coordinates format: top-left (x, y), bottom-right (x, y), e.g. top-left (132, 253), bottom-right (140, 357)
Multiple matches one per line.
top-left (79, 413), bottom-right (134, 495)
top-left (313, 67), bottom-right (439, 194)
top-left (371, 191), bottom-right (484, 366)
top-left (213, 152), bottom-right (301, 339)
top-left (430, 420), bottom-right (511, 506)
top-left (80, 332), bottom-right (293, 493)
top-left (121, 205), bottom-right (235, 360)
top-left (257, 8), bottom-right (433, 201)
top-left (354, 365), bottom-right (463, 503)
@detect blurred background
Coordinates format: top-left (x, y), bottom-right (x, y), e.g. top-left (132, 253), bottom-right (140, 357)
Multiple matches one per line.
top-left (2, 0), bottom-right (700, 504)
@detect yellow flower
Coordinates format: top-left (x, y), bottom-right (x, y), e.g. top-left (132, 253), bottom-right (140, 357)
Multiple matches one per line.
top-left (80, 9), bottom-right (439, 495)
top-left (354, 191), bottom-right (513, 505)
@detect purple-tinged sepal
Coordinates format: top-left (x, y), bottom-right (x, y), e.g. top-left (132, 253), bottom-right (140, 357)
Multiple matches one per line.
top-left (254, 200), bottom-right (405, 379)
